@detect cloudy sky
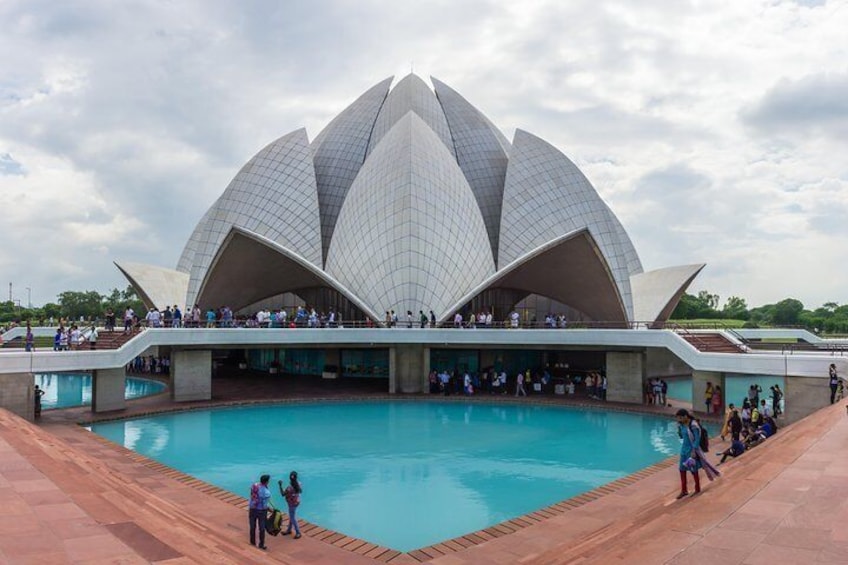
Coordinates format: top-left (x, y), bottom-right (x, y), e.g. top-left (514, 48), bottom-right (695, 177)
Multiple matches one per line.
top-left (1, 0), bottom-right (846, 310)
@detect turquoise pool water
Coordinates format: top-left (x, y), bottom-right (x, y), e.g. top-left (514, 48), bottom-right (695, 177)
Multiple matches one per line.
top-left (89, 402), bottom-right (681, 551)
top-left (35, 373), bottom-right (166, 410)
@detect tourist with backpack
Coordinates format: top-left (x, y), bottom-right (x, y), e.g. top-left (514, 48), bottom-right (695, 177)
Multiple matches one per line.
top-left (248, 474), bottom-right (273, 550)
top-left (279, 471), bottom-right (302, 539)
top-left (674, 409), bottom-right (721, 499)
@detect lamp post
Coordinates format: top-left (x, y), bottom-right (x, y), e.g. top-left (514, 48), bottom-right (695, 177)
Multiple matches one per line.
top-left (25, 287), bottom-right (31, 309)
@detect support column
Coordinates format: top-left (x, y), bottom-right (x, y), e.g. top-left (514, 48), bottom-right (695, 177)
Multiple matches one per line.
top-left (605, 352), bottom-right (645, 404)
top-left (92, 368), bottom-right (126, 413)
top-left (691, 370), bottom-right (722, 416)
top-left (389, 345), bottom-right (428, 394)
top-left (783, 375), bottom-right (830, 423)
top-left (171, 350), bottom-right (212, 402)
top-left (0, 373), bottom-right (34, 421)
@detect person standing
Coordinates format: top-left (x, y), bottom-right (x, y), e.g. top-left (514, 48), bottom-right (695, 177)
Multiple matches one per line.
top-left (676, 409), bottom-right (702, 498)
top-left (711, 386), bottom-right (722, 415)
top-left (88, 325), bottom-right (98, 350)
top-left (34, 384), bottom-right (45, 418)
top-left (124, 307), bottom-right (134, 334)
top-left (772, 385), bottom-right (783, 416)
top-left (515, 371), bottom-right (527, 397)
top-left (429, 310), bottom-right (436, 328)
top-left (829, 364), bottom-right (839, 404)
top-left (25, 323), bottom-right (34, 352)
top-left (279, 471), bottom-right (302, 539)
top-left (720, 403), bottom-right (735, 441)
top-left (104, 309), bottom-right (116, 332)
top-left (675, 410), bottom-right (720, 498)
top-left (704, 382), bottom-right (714, 414)
top-left (248, 474), bottom-right (272, 550)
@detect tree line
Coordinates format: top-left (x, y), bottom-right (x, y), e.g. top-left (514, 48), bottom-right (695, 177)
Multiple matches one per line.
top-left (0, 287), bottom-right (145, 326)
top-left (671, 290), bottom-right (848, 333)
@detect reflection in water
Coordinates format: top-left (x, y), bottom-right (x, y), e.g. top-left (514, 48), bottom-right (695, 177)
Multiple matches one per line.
top-left (34, 373), bottom-right (166, 409)
top-left (90, 401), bottom-right (680, 552)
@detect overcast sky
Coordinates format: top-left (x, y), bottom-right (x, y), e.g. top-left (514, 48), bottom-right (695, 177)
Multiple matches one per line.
top-left (1, 0), bottom-right (846, 310)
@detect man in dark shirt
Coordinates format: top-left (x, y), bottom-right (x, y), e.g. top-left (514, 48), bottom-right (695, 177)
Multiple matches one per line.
top-left (718, 439), bottom-right (745, 464)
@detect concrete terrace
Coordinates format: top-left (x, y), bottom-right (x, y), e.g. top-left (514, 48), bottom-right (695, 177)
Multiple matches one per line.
top-left (1, 328), bottom-right (844, 378)
top-left (1, 389), bottom-right (847, 564)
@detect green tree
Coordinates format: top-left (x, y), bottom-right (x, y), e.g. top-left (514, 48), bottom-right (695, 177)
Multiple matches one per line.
top-left (697, 290), bottom-right (720, 311)
top-left (771, 298), bottom-right (804, 326)
top-left (57, 290), bottom-right (104, 321)
top-left (721, 296), bottom-right (749, 320)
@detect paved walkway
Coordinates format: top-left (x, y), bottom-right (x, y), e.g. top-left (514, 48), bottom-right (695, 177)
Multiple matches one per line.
top-left (1, 391), bottom-right (846, 564)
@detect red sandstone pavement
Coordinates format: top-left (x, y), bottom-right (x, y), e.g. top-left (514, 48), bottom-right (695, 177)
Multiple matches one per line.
top-left (1, 389), bottom-right (846, 564)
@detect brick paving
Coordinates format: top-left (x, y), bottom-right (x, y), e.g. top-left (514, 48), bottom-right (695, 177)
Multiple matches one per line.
top-left (1, 372), bottom-right (845, 563)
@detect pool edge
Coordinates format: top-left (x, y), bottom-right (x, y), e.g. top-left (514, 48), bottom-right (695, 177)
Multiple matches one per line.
top-left (79, 395), bottom-right (693, 560)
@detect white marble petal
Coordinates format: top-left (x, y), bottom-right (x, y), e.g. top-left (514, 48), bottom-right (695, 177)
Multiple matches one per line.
top-left (326, 112), bottom-right (495, 322)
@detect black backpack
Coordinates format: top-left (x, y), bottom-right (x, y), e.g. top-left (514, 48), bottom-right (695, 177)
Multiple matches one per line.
top-left (265, 508), bottom-right (283, 536)
top-left (696, 422), bottom-right (709, 451)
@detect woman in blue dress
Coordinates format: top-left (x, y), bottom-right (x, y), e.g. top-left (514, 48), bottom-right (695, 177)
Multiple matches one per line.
top-left (676, 408), bottom-right (702, 498)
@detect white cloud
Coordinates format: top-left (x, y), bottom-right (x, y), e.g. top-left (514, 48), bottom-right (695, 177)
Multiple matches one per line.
top-left (0, 0), bottom-right (846, 309)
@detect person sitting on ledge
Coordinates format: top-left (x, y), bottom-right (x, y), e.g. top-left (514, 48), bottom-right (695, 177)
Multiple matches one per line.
top-left (717, 437), bottom-right (745, 464)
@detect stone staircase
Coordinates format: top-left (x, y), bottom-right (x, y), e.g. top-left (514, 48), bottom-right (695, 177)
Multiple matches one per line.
top-left (93, 329), bottom-right (140, 350)
top-left (678, 331), bottom-right (745, 353)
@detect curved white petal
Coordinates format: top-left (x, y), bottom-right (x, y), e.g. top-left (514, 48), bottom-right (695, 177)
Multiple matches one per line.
top-left (439, 229), bottom-right (627, 324)
top-left (631, 264), bottom-right (705, 324)
top-left (185, 128), bottom-right (322, 307)
top-left (366, 74), bottom-right (455, 159)
top-left (196, 227), bottom-right (381, 320)
top-left (431, 76), bottom-right (510, 262)
top-left (311, 77), bottom-right (393, 260)
top-left (115, 261), bottom-right (189, 311)
top-left (499, 129), bottom-right (641, 318)
top-left (326, 112), bottom-right (495, 322)
top-left (176, 205), bottom-right (216, 274)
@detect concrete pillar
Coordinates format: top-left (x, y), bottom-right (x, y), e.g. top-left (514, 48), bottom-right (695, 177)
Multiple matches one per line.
top-left (645, 347), bottom-right (692, 379)
top-left (691, 370), bottom-right (722, 416)
top-left (783, 375), bottom-right (831, 423)
top-left (171, 350), bottom-right (212, 402)
top-left (0, 373), bottom-right (34, 421)
top-left (389, 345), bottom-right (428, 394)
top-left (92, 368), bottom-right (126, 413)
top-left (605, 352), bottom-right (644, 404)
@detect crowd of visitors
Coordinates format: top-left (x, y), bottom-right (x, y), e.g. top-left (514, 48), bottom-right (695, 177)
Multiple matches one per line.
top-left (126, 355), bottom-right (171, 374)
top-left (428, 368), bottom-right (606, 399)
top-left (645, 378), bottom-right (669, 406)
top-left (109, 305), bottom-right (576, 330)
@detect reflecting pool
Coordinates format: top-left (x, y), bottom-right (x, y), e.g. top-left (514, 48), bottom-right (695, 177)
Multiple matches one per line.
top-left (89, 401), bottom-right (680, 552)
top-left (34, 373), bottom-right (166, 410)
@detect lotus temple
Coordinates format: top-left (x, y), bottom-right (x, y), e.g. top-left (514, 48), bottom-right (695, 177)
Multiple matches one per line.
top-left (1, 74), bottom-right (847, 564)
top-left (115, 74), bottom-right (703, 326)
